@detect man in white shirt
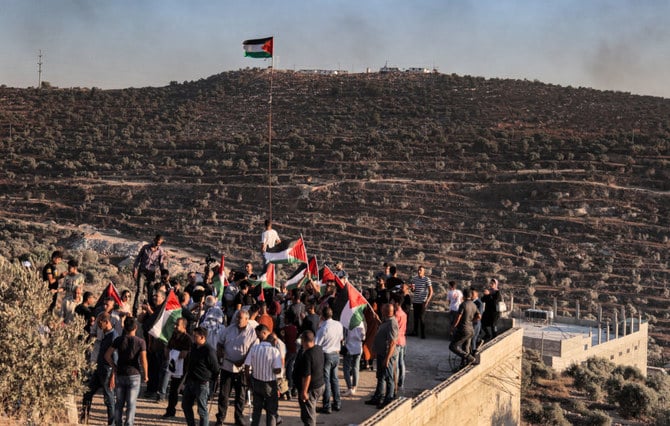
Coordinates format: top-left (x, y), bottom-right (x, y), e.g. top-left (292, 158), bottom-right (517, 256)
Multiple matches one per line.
top-left (315, 307), bottom-right (344, 414)
top-left (447, 281), bottom-right (464, 334)
top-left (261, 219), bottom-right (281, 252)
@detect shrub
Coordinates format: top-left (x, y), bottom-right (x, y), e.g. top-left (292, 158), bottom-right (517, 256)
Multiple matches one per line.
top-left (586, 410), bottom-right (612, 426)
top-left (522, 398), bottom-right (544, 424)
top-left (0, 257), bottom-right (89, 422)
top-left (617, 382), bottom-right (657, 418)
top-left (542, 402), bottom-right (570, 426)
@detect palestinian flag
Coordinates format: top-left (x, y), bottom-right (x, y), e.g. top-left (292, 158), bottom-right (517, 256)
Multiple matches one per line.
top-left (263, 238), bottom-right (308, 265)
top-left (249, 263), bottom-right (275, 290)
top-left (333, 282), bottom-right (367, 330)
top-left (213, 254), bottom-right (228, 303)
top-left (148, 289), bottom-right (182, 344)
top-left (243, 36), bottom-right (273, 58)
top-left (285, 256), bottom-right (319, 290)
top-left (94, 282), bottom-right (123, 309)
top-left (321, 265), bottom-right (346, 289)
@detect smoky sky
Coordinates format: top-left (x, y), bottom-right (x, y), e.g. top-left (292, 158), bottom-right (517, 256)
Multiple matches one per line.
top-left (0, 0), bottom-right (668, 98)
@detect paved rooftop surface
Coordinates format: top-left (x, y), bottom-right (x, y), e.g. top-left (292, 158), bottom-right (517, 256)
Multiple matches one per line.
top-left (519, 320), bottom-right (600, 345)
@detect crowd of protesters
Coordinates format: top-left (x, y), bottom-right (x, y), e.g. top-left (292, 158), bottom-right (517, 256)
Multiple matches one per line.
top-left (41, 227), bottom-right (504, 426)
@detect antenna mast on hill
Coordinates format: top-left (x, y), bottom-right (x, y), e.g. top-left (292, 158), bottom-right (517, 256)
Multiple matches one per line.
top-left (37, 49), bottom-right (43, 89)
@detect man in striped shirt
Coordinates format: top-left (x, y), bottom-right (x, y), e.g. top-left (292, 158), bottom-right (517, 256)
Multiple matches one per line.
top-left (410, 266), bottom-right (433, 339)
top-left (245, 324), bottom-right (283, 426)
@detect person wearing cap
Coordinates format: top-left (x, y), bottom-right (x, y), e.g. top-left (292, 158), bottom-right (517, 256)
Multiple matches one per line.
top-left (481, 278), bottom-right (503, 342)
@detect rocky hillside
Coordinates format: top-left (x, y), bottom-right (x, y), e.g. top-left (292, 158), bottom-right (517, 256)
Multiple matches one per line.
top-left (0, 70), bottom-right (668, 356)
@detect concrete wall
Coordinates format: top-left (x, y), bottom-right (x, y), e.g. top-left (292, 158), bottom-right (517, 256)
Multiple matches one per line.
top-left (422, 309), bottom-right (512, 339)
top-left (549, 322), bottom-right (648, 373)
top-left (361, 328), bottom-right (523, 426)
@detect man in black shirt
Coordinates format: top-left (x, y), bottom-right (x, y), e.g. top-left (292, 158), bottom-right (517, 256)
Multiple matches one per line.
top-left (182, 326), bottom-right (220, 426)
top-left (43, 250), bottom-right (65, 313)
top-left (293, 330), bottom-right (325, 426)
top-left (163, 318), bottom-right (192, 418)
top-left (81, 312), bottom-right (117, 424)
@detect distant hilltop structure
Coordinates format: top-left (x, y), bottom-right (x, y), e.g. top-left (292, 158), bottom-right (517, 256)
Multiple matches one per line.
top-left (297, 69), bottom-right (348, 75)
top-left (379, 62), bottom-right (437, 74)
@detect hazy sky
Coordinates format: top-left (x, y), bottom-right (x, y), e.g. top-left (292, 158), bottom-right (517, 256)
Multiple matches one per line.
top-left (1, 0), bottom-right (668, 98)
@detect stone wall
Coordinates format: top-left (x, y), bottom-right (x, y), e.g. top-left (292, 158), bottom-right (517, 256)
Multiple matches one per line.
top-left (549, 322), bottom-right (648, 373)
top-left (360, 327), bottom-right (523, 426)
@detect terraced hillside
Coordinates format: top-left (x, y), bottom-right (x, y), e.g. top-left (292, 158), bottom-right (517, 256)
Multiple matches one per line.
top-left (0, 70), bottom-right (668, 357)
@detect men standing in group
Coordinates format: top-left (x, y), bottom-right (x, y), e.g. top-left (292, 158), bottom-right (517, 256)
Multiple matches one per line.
top-left (449, 288), bottom-right (480, 368)
top-left (181, 326), bottom-right (219, 426)
top-left (216, 309), bottom-right (258, 426)
top-left (410, 265), bottom-right (433, 339)
top-left (81, 312), bottom-right (117, 425)
top-left (261, 220), bottom-right (281, 253)
top-left (244, 324), bottom-right (282, 426)
top-left (315, 306), bottom-right (343, 414)
top-left (293, 330), bottom-right (325, 426)
top-left (132, 234), bottom-right (166, 316)
top-left (43, 250), bottom-right (65, 313)
top-left (365, 303), bottom-right (398, 409)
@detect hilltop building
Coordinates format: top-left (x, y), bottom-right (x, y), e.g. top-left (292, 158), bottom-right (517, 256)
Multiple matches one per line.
top-left (297, 69), bottom-right (348, 75)
top-left (517, 303), bottom-right (648, 373)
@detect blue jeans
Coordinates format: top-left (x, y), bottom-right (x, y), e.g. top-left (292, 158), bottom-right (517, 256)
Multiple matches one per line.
top-left (115, 374), bottom-right (141, 426)
top-left (343, 352), bottom-right (361, 390)
top-left (322, 352), bottom-right (341, 410)
top-left (82, 365), bottom-right (115, 424)
top-left (395, 345), bottom-right (406, 391)
top-left (472, 323), bottom-right (482, 353)
top-left (182, 380), bottom-right (210, 426)
top-left (373, 353), bottom-right (397, 404)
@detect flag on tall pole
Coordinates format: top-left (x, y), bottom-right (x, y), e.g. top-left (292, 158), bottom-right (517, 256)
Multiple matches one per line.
top-left (243, 35), bottom-right (275, 219)
top-left (243, 37), bottom-right (273, 58)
